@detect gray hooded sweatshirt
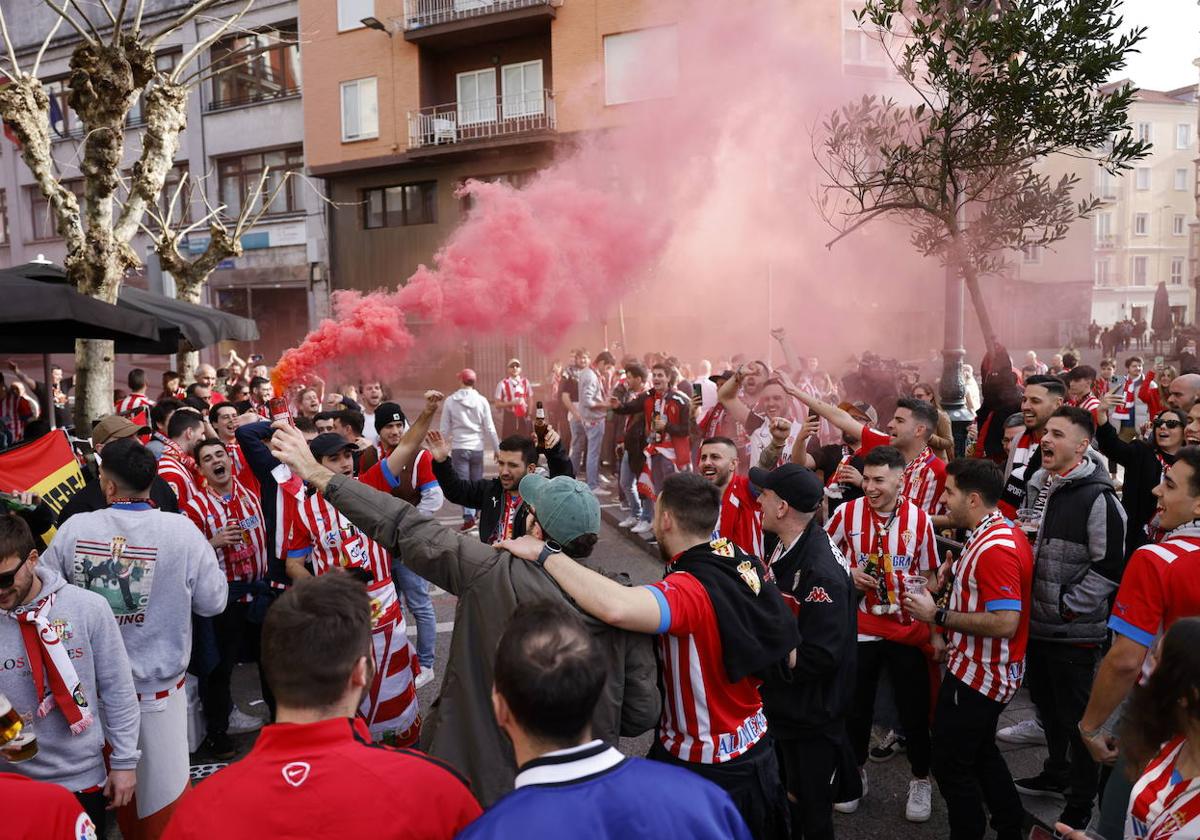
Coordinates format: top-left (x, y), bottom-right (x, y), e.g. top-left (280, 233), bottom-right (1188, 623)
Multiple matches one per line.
top-left (40, 504), bottom-right (228, 694)
top-left (0, 566), bottom-right (140, 790)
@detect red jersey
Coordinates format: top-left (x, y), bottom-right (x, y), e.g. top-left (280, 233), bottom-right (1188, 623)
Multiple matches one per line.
top-left (643, 389), bottom-right (691, 469)
top-left (358, 451), bottom-right (438, 498)
top-left (858, 425), bottom-right (947, 513)
top-left (158, 440), bottom-right (202, 509)
top-left (284, 489), bottom-right (392, 585)
top-left (644, 572), bottom-right (768, 764)
top-left (114, 393), bottom-right (154, 415)
top-left (1068, 393), bottom-right (1102, 426)
top-left (718, 475), bottom-right (762, 558)
top-left (944, 510), bottom-right (1034, 703)
top-left (825, 496), bottom-right (937, 631)
top-left (1127, 736), bottom-right (1200, 840)
top-left (161, 717), bottom-right (480, 840)
top-left (1109, 531), bottom-right (1200, 651)
top-left (0, 773), bottom-right (96, 840)
top-left (184, 479), bottom-right (269, 599)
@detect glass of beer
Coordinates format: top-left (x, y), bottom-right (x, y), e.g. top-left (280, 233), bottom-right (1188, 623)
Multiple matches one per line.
top-left (0, 700), bottom-right (37, 763)
top-left (1015, 508), bottom-right (1041, 538)
top-left (904, 575), bottom-right (929, 597)
top-left (0, 693), bottom-right (22, 747)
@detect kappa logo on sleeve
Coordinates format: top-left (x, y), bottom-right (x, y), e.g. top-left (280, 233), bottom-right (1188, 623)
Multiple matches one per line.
top-left (805, 587), bottom-right (833, 604)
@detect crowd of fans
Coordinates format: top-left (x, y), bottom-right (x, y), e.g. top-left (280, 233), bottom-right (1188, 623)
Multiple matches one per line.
top-left (2, 332), bottom-right (1200, 840)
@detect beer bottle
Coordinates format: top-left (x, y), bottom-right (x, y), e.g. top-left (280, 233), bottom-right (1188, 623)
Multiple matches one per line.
top-left (533, 401), bottom-right (548, 449)
top-left (0, 491), bottom-right (36, 514)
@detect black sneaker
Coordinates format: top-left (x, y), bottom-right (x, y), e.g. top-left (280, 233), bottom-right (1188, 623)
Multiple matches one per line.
top-left (869, 730), bottom-right (907, 762)
top-left (1014, 774), bottom-right (1067, 800)
top-left (1058, 805), bottom-right (1093, 831)
top-left (204, 732), bottom-right (236, 761)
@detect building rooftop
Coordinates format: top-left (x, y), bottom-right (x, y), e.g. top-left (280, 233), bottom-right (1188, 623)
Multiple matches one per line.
top-left (1102, 79), bottom-right (1198, 104)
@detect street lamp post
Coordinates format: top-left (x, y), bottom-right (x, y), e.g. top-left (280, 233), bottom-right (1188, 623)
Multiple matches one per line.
top-left (939, 257), bottom-right (974, 455)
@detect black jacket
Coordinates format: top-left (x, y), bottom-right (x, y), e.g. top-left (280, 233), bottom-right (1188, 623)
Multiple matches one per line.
top-left (1094, 421), bottom-right (1174, 556)
top-left (760, 519), bottom-right (857, 737)
top-left (59, 467), bottom-right (179, 525)
top-left (432, 441), bottom-right (575, 544)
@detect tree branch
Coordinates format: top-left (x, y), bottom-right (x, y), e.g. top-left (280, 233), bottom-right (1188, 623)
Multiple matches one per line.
top-left (0, 5), bottom-right (21, 77)
top-left (147, 0), bottom-right (224, 49)
top-left (32, 17), bottom-right (65, 78)
top-left (167, 0), bottom-right (254, 82)
top-left (41, 0), bottom-right (99, 47)
top-left (65, 0), bottom-right (105, 44)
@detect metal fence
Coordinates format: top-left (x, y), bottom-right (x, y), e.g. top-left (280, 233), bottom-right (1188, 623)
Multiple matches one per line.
top-left (403, 0), bottom-right (552, 29)
top-left (407, 90), bottom-right (556, 150)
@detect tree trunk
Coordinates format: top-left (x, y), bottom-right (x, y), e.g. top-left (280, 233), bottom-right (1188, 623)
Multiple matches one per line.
top-left (74, 338), bottom-right (114, 429)
top-left (960, 261), bottom-right (997, 351)
top-left (175, 281), bottom-right (204, 382)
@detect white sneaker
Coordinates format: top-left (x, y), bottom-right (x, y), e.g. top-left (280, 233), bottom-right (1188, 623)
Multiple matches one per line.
top-left (227, 707), bottom-right (264, 735)
top-left (630, 520), bottom-right (653, 535)
top-left (617, 516), bottom-right (638, 528)
top-left (997, 718), bottom-right (1046, 746)
top-left (834, 768), bottom-right (867, 814)
top-left (905, 778), bottom-right (933, 822)
top-left (415, 668), bottom-right (435, 690)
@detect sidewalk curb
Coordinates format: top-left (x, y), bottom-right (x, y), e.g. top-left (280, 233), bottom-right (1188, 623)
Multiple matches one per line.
top-left (599, 503), bottom-right (658, 558)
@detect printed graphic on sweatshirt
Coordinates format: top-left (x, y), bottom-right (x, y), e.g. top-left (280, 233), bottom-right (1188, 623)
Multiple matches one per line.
top-left (70, 537), bottom-right (158, 623)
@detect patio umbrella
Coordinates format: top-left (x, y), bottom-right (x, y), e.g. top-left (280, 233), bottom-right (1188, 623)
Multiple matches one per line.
top-left (0, 270), bottom-right (161, 429)
top-left (0, 262), bottom-right (259, 354)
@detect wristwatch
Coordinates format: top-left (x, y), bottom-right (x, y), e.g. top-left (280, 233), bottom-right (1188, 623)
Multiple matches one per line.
top-left (534, 541), bottom-right (563, 569)
top-left (934, 608), bottom-right (949, 628)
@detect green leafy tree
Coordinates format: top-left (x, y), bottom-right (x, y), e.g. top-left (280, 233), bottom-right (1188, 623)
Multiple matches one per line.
top-left (817, 0), bottom-right (1149, 346)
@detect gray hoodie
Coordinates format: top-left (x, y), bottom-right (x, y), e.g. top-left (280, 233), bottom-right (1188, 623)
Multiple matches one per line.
top-left (0, 566), bottom-right (140, 790)
top-left (41, 504), bottom-right (228, 694)
top-left (440, 387), bottom-right (500, 452)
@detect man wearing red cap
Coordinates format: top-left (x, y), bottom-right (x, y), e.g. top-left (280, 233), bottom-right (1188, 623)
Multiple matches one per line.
top-left (440, 369), bottom-right (500, 532)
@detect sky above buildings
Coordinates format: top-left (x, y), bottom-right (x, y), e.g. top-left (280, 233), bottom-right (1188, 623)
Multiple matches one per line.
top-left (1117, 0), bottom-right (1200, 91)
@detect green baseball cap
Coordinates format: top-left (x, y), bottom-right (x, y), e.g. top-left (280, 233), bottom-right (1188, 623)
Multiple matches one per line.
top-left (518, 474), bottom-right (601, 545)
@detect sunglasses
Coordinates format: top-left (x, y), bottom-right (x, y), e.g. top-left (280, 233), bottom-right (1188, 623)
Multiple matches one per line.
top-left (1154, 419), bottom-right (1183, 430)
top-left (0, 553), bottom-right (30, 589)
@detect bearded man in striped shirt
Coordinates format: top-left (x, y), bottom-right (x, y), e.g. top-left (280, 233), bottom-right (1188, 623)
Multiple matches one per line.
top-left (904, 458), bottom-right (1033, 840)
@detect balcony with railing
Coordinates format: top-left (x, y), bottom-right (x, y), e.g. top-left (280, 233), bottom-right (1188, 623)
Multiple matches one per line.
top-left (402, 0), bottom-right (556, 47)
top-left (407, 90), bottom-right (556, 153)
top-left (1096, 234), bottom-right (1121, 250)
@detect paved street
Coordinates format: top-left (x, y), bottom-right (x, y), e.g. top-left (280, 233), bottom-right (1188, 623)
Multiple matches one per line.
top-left (171, 475), bottom-right (1069, 840)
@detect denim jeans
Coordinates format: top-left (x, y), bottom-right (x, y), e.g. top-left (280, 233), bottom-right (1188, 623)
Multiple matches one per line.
top-left (583, 418), bottom-right (606, 488)
top-left (450, 448), bottom-right (484, 519)
top-left (569, 419), bottom-right (586, 472)
top-left (642, 452), bottom-right (678, 521)
top-left (392, 559), bottom-right (436, 669)
top-left (619, 451), bottom-right (645, 520)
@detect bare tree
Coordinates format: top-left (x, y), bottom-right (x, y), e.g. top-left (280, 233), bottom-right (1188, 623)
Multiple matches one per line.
top-left (0, 0), bottom-right (289, 427)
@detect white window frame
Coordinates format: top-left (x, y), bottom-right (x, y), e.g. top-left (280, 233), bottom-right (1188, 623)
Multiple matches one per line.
top-left (1021, 244), bottom-right (1042, 264)
top-left (500, 60), bottom-right (544, 118)
top-left (1176, 168), bottom-right (1189, 191)
top-left (1095, 259), bottom-right (1110, 287)
top-left (1174, 214), bottom-right (1186, 236)
top-left (603, 25), bottom-right (680, 106)
top-left (1096, 211), bottom-right (1112, 240)
top-left (1137, 122), bottom-right (1153, 144)
top-left (456, 68), bottom-right (497, 126)
top-left (1178, 123), bottom-right (1192, 150)
top-left (340, 77), bottom-right (379, 142)
top-left (1132, 256), bottom-right (1148, 285)
top-left (1135, 167), bottom-right (1151, 191)
top-left (337, 0), bottom-right (374, 32)
top-left (1171, 257), bottom-right (1185, 285)
top-left (1096, 168), bottom-right (1116, 198)
top-left (1134, 213), bottom-right (1148, 236)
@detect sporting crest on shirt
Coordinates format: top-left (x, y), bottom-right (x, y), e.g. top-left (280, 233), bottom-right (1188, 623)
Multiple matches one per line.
top-left (50, 618), bottom-right (73, 641)
top-left (901, 530), bottom-right (914, 543)
top-left (710, 537), bottom-right (735, 558)
top-left (736, 560), bottom-right (761, 595)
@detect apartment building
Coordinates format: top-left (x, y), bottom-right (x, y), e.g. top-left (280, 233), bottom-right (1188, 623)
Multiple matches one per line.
top-left (1088, 84), bottom-right (1198, 327)
top-left (0, 0), bottom-right (327, 363)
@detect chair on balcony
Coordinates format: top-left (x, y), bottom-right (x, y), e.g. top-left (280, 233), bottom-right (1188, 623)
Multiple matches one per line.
top-left (432, 118), bottom-right (457, 144)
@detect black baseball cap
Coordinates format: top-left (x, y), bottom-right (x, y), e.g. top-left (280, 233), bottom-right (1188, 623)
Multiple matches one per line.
top-left (709, 370), bottom-right (735, 384)
top-left (748, 464), bottom-right (823, 513)
top-left (309, 433), bottom-right (356, 460)
top-left (374, 401), bottom-right (407, 434)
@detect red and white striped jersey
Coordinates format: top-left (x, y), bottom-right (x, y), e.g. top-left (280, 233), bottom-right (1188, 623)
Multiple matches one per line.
top-left (1127, 736), bottom-right (1200, 840)
top-left (718, 475), bottom-right (763, 559)
top-left (858, 426), bottom-right (947, 513)
top-left (493, 376), bottom-right (531, 418)
top-left (114, 393), bottom-right (154, 415)
top-left (224, 440), bottom-right (260, 496)
top-left (945, 510), bottom-right (1034, 703)
top-left (1068, 393), bottom-right (1102, 425)
top-left (184, 480), bottom-right (268, 600)
top-left (0, 391), bottom-right (36, 440)
top-left (644, 571), bottom-right (768, 765)
top-left (283, 488), bottom-right (393, 585)
top-left (158, 440), bottom-right (202, 510)
top-left (825, 496), bottom-right (937, 629)
top-left (1109, 529), bottom-right (1200, 652)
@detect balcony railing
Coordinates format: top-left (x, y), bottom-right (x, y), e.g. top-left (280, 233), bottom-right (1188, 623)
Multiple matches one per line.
top-left (1096, 234), bottom-right (1120, 249)
top-left (407, 90), bottom-right (556, 150)
top-left (403, 0), bottom-right (553, 30)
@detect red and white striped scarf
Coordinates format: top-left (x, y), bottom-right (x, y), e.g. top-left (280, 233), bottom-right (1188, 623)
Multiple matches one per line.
top-left (7, 591), bottom-right (94, 734)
